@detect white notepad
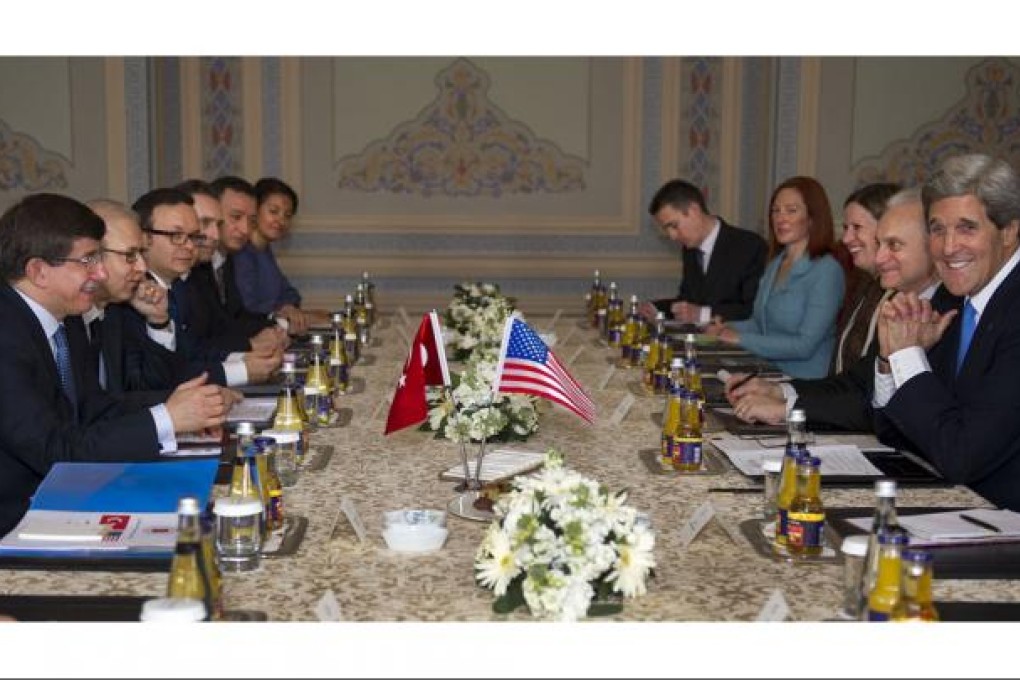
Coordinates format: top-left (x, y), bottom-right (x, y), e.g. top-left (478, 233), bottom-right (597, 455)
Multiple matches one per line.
top-left (439, 449), bottom-right (545, 484)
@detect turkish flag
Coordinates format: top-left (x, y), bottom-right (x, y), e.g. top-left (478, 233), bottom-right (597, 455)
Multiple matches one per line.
top-left (384, 311), bottom-right (450, 435)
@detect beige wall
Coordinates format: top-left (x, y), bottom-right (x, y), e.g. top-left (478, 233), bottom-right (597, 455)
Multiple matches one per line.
top-left (3, 56), bottom-right (1020, 314)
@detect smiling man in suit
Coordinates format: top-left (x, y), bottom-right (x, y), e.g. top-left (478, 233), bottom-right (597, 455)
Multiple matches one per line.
top-left (0, 193), bottom-right (227, 536)
top-left (874, 154), bottom-right (1020, 511)
top-left (640, 179), bottom-right (766, 325)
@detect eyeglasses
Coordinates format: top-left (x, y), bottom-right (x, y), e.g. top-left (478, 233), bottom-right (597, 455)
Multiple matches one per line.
top-left (144, 228), bottom-right (208, 247)
top-left (48, 251), bottom-right (105, 271)
top-left (103, 246), bottom-right (148, 265)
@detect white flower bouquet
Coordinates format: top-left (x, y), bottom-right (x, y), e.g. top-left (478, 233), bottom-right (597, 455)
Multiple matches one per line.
top-left (474, 449), bottom-right (656, 621)
top-left (444, 282), bottom-right (516, 361)
top-left (423, 347), bottom-right (540, 443)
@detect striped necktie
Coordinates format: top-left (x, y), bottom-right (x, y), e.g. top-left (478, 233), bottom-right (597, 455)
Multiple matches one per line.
top-left (53, 324), bottom-right (78, 421)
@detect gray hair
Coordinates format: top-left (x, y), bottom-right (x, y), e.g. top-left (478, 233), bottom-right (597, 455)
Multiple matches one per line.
top-left (85, 198), bottom-right (139, 226)
top-left (886, 186), bottom-right (922, 210)
top-left (922, 154), bottom-right (1020, 230)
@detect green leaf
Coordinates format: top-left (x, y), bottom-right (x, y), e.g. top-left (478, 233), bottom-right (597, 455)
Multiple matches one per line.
top-left (492, 579), bottom-right (526, 615)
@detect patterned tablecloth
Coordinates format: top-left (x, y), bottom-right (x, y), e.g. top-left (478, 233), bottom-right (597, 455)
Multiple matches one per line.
top-left (2, 315), bottom-right (1019, 622)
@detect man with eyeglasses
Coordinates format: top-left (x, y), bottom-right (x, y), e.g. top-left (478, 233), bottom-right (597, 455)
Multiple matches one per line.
top-left (0, 193), bottom-right (229, 538)
top-left (175, 179), bottom-right (287, 357)
top-left (76, 199), bottom-right (242, 412)
top-left (132, 188), bottom-right (281, 388)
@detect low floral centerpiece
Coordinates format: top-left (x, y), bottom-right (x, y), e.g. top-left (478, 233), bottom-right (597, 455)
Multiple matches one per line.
top-left (424, 347), bottom-right (540, 444)
top-left (474, 449), bottom-right (656, 621)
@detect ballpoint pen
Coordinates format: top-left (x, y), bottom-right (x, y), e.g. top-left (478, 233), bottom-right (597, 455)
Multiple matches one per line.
top-left (730, 370), bottom-right (760, 391)
top-left (959, 513), bottom-right (1001, 533)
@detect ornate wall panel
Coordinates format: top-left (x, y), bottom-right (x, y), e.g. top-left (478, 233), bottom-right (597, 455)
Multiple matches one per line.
top-left (0, 58), bottom-right (113, 211)
top-left (853, 58), bottom-right (1020, 188)
top-left (275, 56), bottom-right (672, 314)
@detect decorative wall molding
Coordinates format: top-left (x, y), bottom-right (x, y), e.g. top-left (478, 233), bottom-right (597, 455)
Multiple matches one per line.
top-left (853, 58), bottom-right (1020, 187)
top-left (335, 58), bottom-right (585, 198)
top-left (277, 251), bottom-right (678, 280)
top-left (659, 58), bottom-right (726, 211)
top-left (0, 119), bottom-right (68, 192)
top-left (104, 58), bottom-right (128, 202)
top-left (200, 57), bottom-right (243, 178)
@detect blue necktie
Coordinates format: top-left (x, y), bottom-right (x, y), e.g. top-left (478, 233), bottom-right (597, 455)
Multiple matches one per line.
top-left (53, 324), bottom-right (78, 420)
top-left (956, 300), bottom-right (977, 374)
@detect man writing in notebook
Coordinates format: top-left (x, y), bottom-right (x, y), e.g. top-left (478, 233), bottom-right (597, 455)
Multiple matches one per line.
top-left (639, 179), bottom-right (766, 325)
top-left (874, 154), bottom-right (1020, 511)
top-left (0, 194), bottom-right (228, 537)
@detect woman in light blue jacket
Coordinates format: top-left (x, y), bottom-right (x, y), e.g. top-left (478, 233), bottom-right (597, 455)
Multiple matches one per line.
top-left (705, 176), bottom-right (846, 379)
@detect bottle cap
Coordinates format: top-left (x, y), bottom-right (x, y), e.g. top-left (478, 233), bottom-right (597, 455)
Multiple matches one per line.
top-left (261, 430), bottom-right (300, 444)
top-left (840, 535), bottom-right (869, 557)
top-left (762, 458), bottom-right (783, 473)
top-left (655, 311), bottom-right (665, 320)
top-left (281, 360), bottom-right (296, 373)
top-left (331, 312), bottom-right (343, 323)
top-left (345, 294), bottom-right (353, 302)
top-left (670, 357), bottom-right (684, 368)
top-left (685, 333), bottom-right (696, 343)
top-left (875, 479), bottom-right (897, 498)
top-left (630, 294), bottom-right (638, 302)
top-left (878, 532), bottom-right (909, 546)
top-left (140, 597), bottom-right (206, 622)
top-left (214, 496), bottom-right (263, 518)
top-left (311, 334), bottom-right (324, 346)
top-left (177, 496), bottom-right (200, 516)
top-left (789, 409), bottom-right (807, 423)
top-left (303, 385), bottom-right (320, 395)
top-left (283, 351), bottom-right (297, 363)
top-left (253, 435), bottom-right (277, 450)
top-left (902, 548), bottom-right (933, 564)
top-left (235, 422), bottom-right (255, 436)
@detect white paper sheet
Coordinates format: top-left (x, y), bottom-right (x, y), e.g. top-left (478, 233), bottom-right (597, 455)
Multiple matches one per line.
top-left (441, 449), bottom-right (545, 483)
top-left (226, 397), bottom-right (277, 424)
top-left (847, 509), bottom-right (1020, 542)
top-left (711, 438), bottom-right (883, 477)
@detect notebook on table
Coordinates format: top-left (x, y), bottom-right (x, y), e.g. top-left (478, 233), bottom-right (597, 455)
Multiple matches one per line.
top-left (828, 507), bottom-right (1020, 580)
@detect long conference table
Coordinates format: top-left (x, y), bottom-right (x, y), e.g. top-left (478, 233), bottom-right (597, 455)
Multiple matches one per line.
top-left (1, 313), bottom-right (1019, 623)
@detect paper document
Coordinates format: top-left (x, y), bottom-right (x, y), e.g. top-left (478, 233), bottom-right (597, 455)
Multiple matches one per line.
top-left (1, 510), bottom-right (178, 552)
top-left (711, 438), bottom-right (883, 477)
top-left (846, 509), bottom-right (1020, 546)
top-left (161, 446), bottom-right (222, 457)
top-left (227, 397), bottom-right (277, 424)
top-left (440, 449), bottom-right (545, 484)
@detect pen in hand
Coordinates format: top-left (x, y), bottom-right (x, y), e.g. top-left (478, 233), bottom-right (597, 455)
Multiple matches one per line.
top-left (730, 370), bottom-right (760, 392)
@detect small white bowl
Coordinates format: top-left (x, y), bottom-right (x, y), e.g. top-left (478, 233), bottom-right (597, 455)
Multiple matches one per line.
top-left (383, 508), bottom-right (446, 529)
top-left (382, 524), bottom-right (448, 553)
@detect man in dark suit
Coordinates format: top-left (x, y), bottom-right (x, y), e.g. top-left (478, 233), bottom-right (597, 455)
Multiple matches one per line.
top-left (874, 154), bottom-right (1020, 511)
top-left (0, 194), bottom-right (228, 536)
top-left (131, 188), bottom-right (281, 388)
top-left (640, 179), bottom-right (766, 324)
top-left (726, 189), bottom-right (950, 432)
top-left (175, 179), bottom-right (286, 356)
top-left (81, 199), bottom-right (243, 410)
top-left (208, 176), bottom-right (285, 339)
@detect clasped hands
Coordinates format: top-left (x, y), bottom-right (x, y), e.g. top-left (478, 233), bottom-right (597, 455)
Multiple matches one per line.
top-left (724, 373), bottom-right (785, 425)
top-left (877, 292), bottom-right (957, 366)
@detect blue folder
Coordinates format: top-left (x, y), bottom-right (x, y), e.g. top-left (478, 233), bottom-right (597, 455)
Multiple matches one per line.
top-left (30, 459), bottom-right (219, 513)
top-left (0, 459), bottom-right (218, 569)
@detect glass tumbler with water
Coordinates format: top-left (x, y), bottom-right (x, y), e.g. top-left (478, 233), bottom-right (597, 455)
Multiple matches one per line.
top-left (213, 497), bottom-right (263, 572)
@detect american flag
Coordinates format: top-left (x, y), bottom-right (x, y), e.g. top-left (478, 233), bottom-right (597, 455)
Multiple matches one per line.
top-left (493, 317), bottom-right (595, 424)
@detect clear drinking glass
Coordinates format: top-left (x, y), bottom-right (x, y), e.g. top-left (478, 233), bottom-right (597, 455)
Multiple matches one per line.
top-left (214, 497), bottom-right (263, 572)
top-left (762, 456), bottom-right (783, 521)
